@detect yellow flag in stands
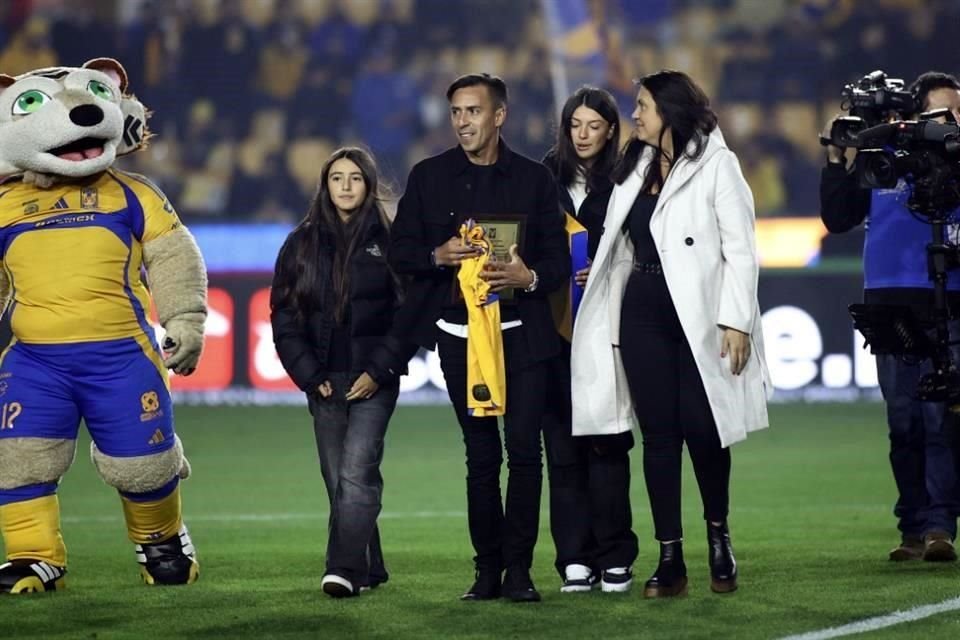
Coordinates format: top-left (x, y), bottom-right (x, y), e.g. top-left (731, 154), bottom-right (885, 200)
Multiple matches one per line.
top-left (457, 220), bottom-right (506, 416)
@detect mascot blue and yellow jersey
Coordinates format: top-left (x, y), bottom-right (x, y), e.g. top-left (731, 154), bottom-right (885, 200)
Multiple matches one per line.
top-left (0, 58), bottom-right (207, 593)
top-left (1, 169), bottom-right (179, 344)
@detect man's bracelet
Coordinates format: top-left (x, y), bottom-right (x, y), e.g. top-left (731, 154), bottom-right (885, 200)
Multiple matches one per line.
top-left (525, 269), bottom-right (539, 293)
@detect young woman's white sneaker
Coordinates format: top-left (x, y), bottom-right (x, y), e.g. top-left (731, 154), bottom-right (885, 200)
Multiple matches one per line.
top-left (321, 574), bottom-right (357, 598)
top-left (560, 563), bottom-right (598, 593)
top-left (600, 567), bottom-right (633, 593)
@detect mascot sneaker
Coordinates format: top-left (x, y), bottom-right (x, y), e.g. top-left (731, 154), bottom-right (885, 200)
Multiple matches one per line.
top-left (135, 525), bottom-right (199, 586)
top-left (0, 560), bottom-right (66, 594)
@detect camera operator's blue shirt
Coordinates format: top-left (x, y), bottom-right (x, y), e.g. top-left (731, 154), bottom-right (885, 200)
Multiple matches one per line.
top-left (865, 181), bottom-right (960, 291)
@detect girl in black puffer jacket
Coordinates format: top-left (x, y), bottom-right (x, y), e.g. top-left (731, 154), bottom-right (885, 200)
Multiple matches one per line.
top-left (271, 147), bottom-right (415, 599)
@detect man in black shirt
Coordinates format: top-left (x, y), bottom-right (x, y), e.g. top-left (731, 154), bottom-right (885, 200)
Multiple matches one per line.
top-left (390, 74), bottom-right (570, 602)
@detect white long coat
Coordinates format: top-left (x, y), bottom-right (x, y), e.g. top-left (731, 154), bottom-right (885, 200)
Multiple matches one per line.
top-left (570, 128), bottom-right (772, 447)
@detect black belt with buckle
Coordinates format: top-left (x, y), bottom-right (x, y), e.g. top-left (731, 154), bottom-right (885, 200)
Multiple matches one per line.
top-left (633, 261), bottom-right (663, 274)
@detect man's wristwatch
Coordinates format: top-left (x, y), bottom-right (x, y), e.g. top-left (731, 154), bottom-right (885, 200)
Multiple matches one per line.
top-left (524, 269), bottom-right (539, 293)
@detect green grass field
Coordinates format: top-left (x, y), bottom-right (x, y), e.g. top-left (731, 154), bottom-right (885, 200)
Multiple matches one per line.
top-left (4, 402), bottom-right (960, 639)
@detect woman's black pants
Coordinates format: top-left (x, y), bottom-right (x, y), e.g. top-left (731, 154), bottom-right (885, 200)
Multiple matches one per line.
top-left (619, 270), bottom-right (731, 542)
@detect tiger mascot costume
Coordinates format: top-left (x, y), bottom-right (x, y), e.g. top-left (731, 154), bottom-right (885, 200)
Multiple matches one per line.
top-left (0, 58), bottom-right (206, 593)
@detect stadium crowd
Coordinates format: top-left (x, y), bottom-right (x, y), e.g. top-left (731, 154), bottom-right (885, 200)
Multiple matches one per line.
top-left (0, 0), bottom-right (955, 223)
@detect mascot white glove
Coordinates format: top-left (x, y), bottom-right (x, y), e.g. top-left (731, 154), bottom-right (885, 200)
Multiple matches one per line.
top-left (143, 227), bottom-right (208, 376)
top-left (162, 312), bottom-right (206, 376)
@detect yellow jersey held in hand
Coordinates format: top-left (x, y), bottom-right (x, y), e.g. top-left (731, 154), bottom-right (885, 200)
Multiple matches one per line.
top-left (457, 220), bottom-right (506, 417)
top-left (0, 169), bottom-right (181, 344)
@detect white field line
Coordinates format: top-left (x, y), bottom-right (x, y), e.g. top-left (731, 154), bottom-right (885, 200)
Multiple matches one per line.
top-left (778, 597), bottom-right (960, 640)
top-left (62, 510), bottom-right (466, 524)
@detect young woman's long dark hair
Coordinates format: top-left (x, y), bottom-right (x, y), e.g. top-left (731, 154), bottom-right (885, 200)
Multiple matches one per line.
top-left (272, 147), bottom-right (394, 325)
top-left (544, 86), bottom-right (620, 194)
top-left (612, 70), bottom-right (718, 193)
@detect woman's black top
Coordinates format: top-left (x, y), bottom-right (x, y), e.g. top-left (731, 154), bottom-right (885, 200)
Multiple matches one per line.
top-left (541, 152), bottom-right (613, 260)
top-left (627, 193), bottom-right (660, 264)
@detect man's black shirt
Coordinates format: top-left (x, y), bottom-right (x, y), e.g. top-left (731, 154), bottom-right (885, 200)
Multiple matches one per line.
top-left (389, 140), bottom-right (570, 362)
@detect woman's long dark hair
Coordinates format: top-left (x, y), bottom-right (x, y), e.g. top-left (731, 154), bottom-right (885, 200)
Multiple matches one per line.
top-left (612, 70), bottom-right (718, 192)
top-left (272, 147), bottom-right (394, 325)
top-left (544, 86), bottom-right (620, 193)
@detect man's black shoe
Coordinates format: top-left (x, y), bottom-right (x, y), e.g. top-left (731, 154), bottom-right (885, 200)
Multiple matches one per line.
top-left (502, 567), bottom-right (541, 603)
top-left (460, 569), bottom-right (502, 601)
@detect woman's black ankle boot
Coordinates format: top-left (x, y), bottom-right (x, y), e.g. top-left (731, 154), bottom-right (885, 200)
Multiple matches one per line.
top-left (707, 521), bottom-right (738, 593)
top-left (642, 540), bottom-right (688, 598)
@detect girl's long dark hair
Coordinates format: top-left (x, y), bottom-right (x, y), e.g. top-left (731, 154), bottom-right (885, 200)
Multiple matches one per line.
top-left (272, 147), bottom-right (394, 324)
top-left (612, 70), bottom-right (718, 192)
top-left (544, 86), bottom-right (620, 193)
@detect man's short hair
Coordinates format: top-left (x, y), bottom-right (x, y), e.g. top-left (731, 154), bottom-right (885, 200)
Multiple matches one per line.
top-left (446, 73), bottom-right (508, 108)
top-left (910, 71), bottom-right (960, 110)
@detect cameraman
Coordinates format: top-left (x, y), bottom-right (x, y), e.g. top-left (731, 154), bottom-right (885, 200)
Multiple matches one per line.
top-left (820, 71), bottom-right (960, 563)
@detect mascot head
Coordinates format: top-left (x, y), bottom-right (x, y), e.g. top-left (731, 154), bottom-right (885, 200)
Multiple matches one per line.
top-left (0, 57), bottom-right (147, 181)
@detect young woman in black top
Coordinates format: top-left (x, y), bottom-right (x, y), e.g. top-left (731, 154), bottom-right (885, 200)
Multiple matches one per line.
top-left (271, 147), bottom-right (412, 599)
top-left (542, 87), bottom-right (639, 593)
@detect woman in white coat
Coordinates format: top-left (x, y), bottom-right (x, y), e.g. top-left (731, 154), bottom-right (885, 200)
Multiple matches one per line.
top-left (570, 70), bottom-right (771, 598)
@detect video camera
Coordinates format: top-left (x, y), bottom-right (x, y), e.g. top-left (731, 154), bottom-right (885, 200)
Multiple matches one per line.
top-left (830, 73), bottom-right (960, 404)
top-left (820, 70), bottom-right (917, 148)
top-left (853, 118), bottom-right (960, 215)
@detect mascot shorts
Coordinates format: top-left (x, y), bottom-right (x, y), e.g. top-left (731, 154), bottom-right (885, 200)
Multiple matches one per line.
top-left (0, 337), bottom-right (174, 457)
